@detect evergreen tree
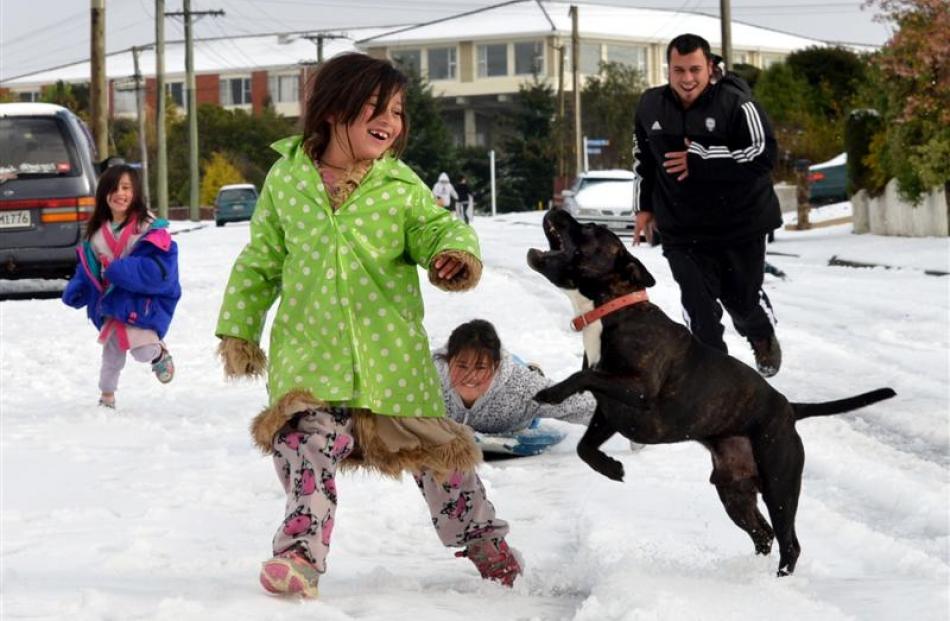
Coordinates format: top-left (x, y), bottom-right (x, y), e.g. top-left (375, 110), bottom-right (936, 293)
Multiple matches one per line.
top-left (167, 104), bottom-right (293, 205)
top-left (401, 70), bottom-right (458, 186)
top-left (498, 77), bottom-right (556, 212)
top-left (581, 61), bottom-right (645, 170)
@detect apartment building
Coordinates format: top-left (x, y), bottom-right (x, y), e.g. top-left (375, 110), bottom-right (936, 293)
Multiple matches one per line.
top-left (1, 1), bottom-right (827, 149)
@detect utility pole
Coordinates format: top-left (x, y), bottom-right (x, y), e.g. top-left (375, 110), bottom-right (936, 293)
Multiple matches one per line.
top-left (132, 46), bottom-right (151, 210)
top-left (304, 33), bottom-right (346, 64)
top-left (556, 43), bottom-right (565, 180)
top-left (570, 5), bottom-right (581, 178)
top-left (155, 0), bottom-right (168, 219)
top-left (720, 0), bottom-right (733, 71)
top-left (90, 0), bottom-right (108, 159)
top-left (183, 0), bottom-right (199, 221)
top-left (167, 3), bottom-right (224, 222)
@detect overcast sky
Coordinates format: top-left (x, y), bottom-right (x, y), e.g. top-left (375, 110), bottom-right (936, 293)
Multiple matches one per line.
top-left (1, 0), bottom-right (895, 81)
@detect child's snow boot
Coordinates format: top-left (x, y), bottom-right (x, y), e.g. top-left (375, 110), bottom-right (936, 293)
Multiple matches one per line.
top-left (151, 346), bottom-right (175, 384)
top-left (259, 546), bottom-right (320, 598)
top-left (455, 538), bottom-right (523, 587)
top-left (98, 395), bottom-right (116, 409)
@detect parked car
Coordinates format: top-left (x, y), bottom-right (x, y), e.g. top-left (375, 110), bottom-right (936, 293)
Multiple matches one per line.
top-left (809, 152), bottom-right (848, 205)
top-left (214, 183), bottom-right (258, 226)
top-left (560, 169), bottom-right (636, 233)
top-left (0, 102), bottom-right (99, 279)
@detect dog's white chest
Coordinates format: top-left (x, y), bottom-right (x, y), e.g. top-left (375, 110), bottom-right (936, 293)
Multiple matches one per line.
top-left (563, 289), bottom-right (603, 367)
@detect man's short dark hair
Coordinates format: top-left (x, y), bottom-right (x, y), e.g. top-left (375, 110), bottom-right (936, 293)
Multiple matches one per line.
top-left (667, 34), bottom-right (712, 62)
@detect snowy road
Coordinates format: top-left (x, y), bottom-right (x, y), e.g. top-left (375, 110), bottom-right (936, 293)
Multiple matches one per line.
top-left (2, 209), bottom-right (948, 620)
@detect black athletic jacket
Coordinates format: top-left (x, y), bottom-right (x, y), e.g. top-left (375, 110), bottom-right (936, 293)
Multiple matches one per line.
top-left (633, 74), bottom-right (782, 245)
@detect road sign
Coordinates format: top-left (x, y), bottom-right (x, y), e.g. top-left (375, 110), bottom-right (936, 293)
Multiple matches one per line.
top-left (586, 147), bottom-right (602, 154)
top-left (586, 138), bottom-right (610, 147)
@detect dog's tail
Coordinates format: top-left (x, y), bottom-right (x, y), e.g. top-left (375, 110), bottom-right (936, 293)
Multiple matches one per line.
top-left (792, 388), bottom-right (896, 420)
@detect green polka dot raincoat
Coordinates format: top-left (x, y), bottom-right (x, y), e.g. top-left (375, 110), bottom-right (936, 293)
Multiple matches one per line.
top-left (215, 136), bottom-right (481, 420)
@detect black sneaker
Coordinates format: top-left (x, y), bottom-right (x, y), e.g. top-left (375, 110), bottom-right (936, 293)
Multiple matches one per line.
top-left (749, 334), bottom-right (781, 377)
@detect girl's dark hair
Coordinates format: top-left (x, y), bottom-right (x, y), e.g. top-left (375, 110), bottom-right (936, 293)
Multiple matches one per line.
top-left (301, 52), bottom-right (410, 161)
top-left (442, 319), bottom-right (502, 366)
top-left (85, 164), bottom-right (148, 240)
top-left (666, 33), bottom-right (712, 62)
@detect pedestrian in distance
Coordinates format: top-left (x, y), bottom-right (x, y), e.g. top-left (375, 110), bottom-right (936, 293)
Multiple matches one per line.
top-left (455, 175), bottom-right (474, 224)
top-left (214, 52), bottom-right (522, 599)
top-left (62, 164), bottom-right (180, 409)
top-left (432, 171), bottom-right (458, 213)
top-left (433, 319), bottom-right (595, 434)
top-left (632, 33), bottom-right (783, 377)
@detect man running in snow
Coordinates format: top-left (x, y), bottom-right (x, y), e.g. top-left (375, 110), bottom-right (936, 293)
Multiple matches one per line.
top-left (632, 33), bottom-right (783, 377)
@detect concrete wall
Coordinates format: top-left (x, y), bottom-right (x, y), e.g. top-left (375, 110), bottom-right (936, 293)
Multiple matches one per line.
top-left (852, 179), bottom-right (949, 237)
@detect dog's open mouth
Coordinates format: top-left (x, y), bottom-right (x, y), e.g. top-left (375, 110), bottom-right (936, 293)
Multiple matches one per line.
top-left (528, 209), bottom-right (577, 273)
top-left (544, 218), bottom-right (564, 251)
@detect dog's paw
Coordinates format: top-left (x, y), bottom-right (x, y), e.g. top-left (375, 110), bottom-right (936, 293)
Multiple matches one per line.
top-left (602, 459), bottom-right (625, 482)
top-left (590, 457), bottom-right (624, 482)
top-left (534, 386), bottom-right (567, 404)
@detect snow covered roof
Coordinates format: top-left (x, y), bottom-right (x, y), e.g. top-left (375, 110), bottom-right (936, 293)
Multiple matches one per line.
top-left (1, 29), bottom-right (383, 88)
top-left (360, 1), bottom-right (827, 53)
top-left (2, 0), bottom-right (832, 90)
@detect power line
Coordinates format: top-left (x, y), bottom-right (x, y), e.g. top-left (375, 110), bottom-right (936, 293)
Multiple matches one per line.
top-left (1, 9), bottom-right (87, 46)
top-left (357, 0), bottom-right (530, 44)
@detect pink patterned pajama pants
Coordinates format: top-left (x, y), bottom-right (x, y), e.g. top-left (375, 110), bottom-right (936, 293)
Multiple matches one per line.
top-left (271, 408), bottom-right (509, 573)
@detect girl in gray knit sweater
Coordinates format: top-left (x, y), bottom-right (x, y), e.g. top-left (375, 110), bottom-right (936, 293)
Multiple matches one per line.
top-left (433, 319), bottom-right (595, 434)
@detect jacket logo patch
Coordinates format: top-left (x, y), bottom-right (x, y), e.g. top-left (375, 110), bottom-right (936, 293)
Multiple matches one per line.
top-left (705, 117), bottom-right (716, 132)
top-left (650, 120), bottom-right (662, 131)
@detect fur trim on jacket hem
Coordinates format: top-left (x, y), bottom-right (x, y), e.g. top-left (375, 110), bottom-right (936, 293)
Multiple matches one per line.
top-left (428, 250), bottom-right (481, 292)
top-left (249, 390), bottom-right (482, 478)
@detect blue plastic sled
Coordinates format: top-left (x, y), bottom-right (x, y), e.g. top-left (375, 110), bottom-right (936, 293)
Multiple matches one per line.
top-left (473, 418), bottom-right (567, 457)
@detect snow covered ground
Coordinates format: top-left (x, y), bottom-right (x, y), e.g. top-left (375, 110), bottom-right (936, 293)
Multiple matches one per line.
top-left (2, 205), bottom-right (948, 620)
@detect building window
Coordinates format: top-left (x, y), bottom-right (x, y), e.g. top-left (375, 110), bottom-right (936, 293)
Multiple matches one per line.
top-left (427, 47), bottom-right (457, 81)
top-left (762, 53), bottom-right (784, 68)
top-left (580, 42), bottom-right (602, 74)
top-left (477, 43), bottom-right (508, 77)
top-left (268, 74), bottom-right (299, 103)
top-left (514, 40), bottom-right (544, 75)
top-left (392, 49), bottom-right (421, 74)
top-left (220, 76), bottom-right (251, 106)
top-left (165, 81), bottom-right (184, 109)
top-left (113, 87), bottom-right (137, 115)
top-left (17, 91), bottom-right (40, 102)
top-left (606, 44), bottom-right (647, 76)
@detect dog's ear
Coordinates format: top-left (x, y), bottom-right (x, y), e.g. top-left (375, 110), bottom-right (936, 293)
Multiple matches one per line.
top-left (624, 256), bottom-right (656, 288)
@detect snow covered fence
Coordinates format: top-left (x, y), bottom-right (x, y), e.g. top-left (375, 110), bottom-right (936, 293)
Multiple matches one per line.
top-left (852, 179), bottom-right (949, 237)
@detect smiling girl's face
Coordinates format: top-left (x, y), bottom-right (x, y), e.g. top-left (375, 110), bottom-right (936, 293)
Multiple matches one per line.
top-left (327, 89), bottom-right (405, 166)
top-left (448, 348), bottom-right (497, 407)
top-left (107, 173), bottom-right (135, 223)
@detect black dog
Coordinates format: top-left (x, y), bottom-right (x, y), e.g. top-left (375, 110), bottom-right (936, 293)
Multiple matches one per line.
top-left (527, 209), bottom-right (895, 576)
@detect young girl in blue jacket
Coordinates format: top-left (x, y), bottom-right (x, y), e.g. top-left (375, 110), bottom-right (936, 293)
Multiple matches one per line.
top-left (63, 164), bottom-right (181, 408)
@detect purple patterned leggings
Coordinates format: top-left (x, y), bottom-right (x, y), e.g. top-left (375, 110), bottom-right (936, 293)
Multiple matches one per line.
top-left (271, 408), bottom-right (509, 573)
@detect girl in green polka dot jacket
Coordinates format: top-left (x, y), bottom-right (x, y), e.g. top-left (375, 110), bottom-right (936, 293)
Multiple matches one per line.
top-left (215, 53), bottom-right (522, 598)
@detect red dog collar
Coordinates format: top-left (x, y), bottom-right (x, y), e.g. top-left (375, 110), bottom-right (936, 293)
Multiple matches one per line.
top-left (571, 290), bottom-right (650, 331)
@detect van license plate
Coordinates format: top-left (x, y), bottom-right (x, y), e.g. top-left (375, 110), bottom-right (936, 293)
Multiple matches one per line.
top-left (0, 210), bottom-right (32, 229)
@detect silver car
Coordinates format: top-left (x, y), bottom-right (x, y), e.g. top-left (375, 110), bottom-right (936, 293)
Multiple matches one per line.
top-left (0, 103), bottom-right (99, 279)
top-left (561, 169), bottom-right (636, 233)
